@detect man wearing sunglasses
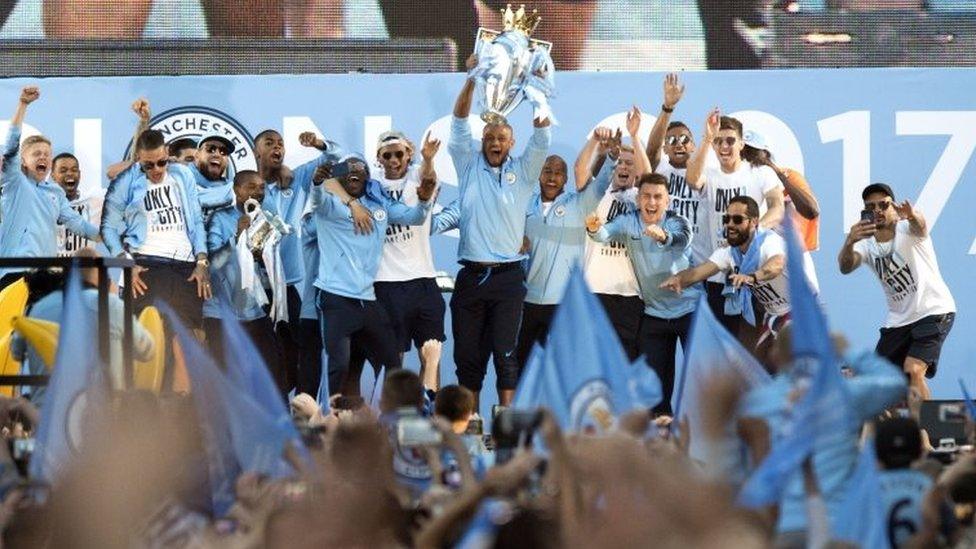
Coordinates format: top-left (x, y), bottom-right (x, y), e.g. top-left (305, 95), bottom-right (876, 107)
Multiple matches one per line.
top-left (254, 128), bottom-right (347, 396)
top-left (589, 173), bottom-right (701, 415)
top-left (646, 73), bottom-right (709, 269)
top-left (371, 130), bottom-right (445, 392)
top-left (189, 131), bottom-right (238, 221)
top-left (101, 128), bottom-right (211, 377)
top-left (839, 183), bottom-right (955, 400)
top-left (661, 196), bottom-right (812, 356)
top-left (0, 86), bottom-right (100, 290)
top-left (685, 111), bottom-right (785, 338)
top-left (448, 74), bottom-right (552, 409)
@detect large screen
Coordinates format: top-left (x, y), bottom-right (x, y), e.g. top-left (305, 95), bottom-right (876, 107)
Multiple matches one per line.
top-left (1, 0), bottom-right (974, 72)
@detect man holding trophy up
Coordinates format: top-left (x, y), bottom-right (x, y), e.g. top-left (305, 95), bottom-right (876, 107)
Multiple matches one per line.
top-left (449, 4), bottom-right (555, 411)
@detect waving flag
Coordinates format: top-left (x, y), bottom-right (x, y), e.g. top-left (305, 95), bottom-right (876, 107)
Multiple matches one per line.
top-left (627, 357), bottom-right (663, 411)
top-left (512, 344), bottom-right (544, 409)
top-left (30, 267), bottom-right (106, 484)
top-left (370, 366), bottom-right (386, 411)
top-left (510, 267), bottom-right (633, 432)
top-left (738, 215), bottom-right (853, 507)
top-left (673, 294), bottom-right (771, 464)
top-left (833, 440), bottom-right (886, 549)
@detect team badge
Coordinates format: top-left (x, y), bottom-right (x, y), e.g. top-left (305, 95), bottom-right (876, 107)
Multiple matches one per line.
top-left (569, 380), bottom-right (615, 434)
top-left (128, 106), bottom-right (257, 176)
top-left (554, 205), bottom-right (566, 217)
top-left (373, 209), bottom-right (387, 221)
top-left (281, 188), bottom-right (293, 198)
top-left (505, 172), bottom-right (517, 184)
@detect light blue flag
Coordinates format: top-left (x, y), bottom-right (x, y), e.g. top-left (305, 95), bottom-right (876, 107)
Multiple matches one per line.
top-left (673, 294), bottom-right (771, 463)
top-left (360, 364), bottom-right (376, 402)
top-left (832, 440), bottom-right (886, 549)
top-left (512, 343), bottom-right (544, 409)
top-left (370, 366), bottom-right (385, 412)
top-left (29, 267), bottom-right (105, 484)
top-left (156, 302), bottom-right (238, 516)
top-left (515, 267), bottom-right (634, 432)
top-left (627, 357), bottom-right (663, 411)
top-left (959, 378), bottom-right (976, 420)
top-left (317, 367), bottom-right (331, 414)
top-left (738, 215), bottom-right (854, 507)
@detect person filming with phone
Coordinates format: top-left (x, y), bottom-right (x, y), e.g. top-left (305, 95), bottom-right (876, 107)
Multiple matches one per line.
top-left (838, 183), bottom-right (956, 401)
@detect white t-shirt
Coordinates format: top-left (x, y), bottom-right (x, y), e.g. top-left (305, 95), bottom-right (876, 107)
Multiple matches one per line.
top-left (57, 194), bottom-right (103, 257)
top-left (658, 154), bottom-right (708, 265)
top-left (375, 166), bottom-right (437, 282)
top-left (708, 231), bottom-right (814, 317)
top-left (138, 175), bottom-right (194, 262)
top-left (852, 220), bottom-right (956, 328)
top-left (583, 186), bottom-right (639, 297)
top-left (700, 163), bottom-right (782, 282)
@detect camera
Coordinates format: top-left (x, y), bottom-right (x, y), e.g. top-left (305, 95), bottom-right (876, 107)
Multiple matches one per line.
top-left (492, 409), bottom-right (542, 464)
top-left (396, 415), bottom-right (442, 448)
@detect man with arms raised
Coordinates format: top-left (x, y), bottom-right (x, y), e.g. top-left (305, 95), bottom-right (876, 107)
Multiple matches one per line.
top-left (684, 111), bottom-right (785, 338)
top-left (0, 86), bottom-right (99, 289)
top-left (447, 70), bottom-right (551, 409)
top-left (838, 183), bottom-right (955, 400)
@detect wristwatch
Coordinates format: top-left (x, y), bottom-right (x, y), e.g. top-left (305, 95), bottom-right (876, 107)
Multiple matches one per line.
top-left (196, 258), bottom-right (210, 268)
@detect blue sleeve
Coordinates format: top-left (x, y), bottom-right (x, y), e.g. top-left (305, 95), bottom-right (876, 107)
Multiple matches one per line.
top-left (448, 116), bottom-right (475, 180)
top-left (58, 194), bottom-right (99, 240)
top-left (431, 200), bottom-right (460, 234)
top-left (662, 214), bottom-right (692, 250)
top-left (181, 171), bottom-right (208, 256)
top-left (100, 164), bottom-right (137, 256)
top-left (315, 188), bottom-right (344, 219)
top-left (1, 126), bottom-right (23, 192)
top-left (519, 126), bottom-right (552, 188)
top-left (845, 350), bottom-right (907, 421)
top-left (589, 215), bottom-right (628, 244)
top-left (206, 210), bottom-right (234, 254)
top-left (292, 141), bottom-right (346, 193)
top-left (387, 197), bottom-right (432, 226)
top-left (578, 159), bottom-right (613, 214)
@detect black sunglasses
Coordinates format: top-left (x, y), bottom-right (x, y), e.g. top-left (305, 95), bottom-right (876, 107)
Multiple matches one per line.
top-left (722, 214), bottom-right (752, 225)
top-left (382, 150), bottom-right (405, 160)
top-left (205, 143), bottom-right (229, 156)
top-left (712, 136), bottom-right (738, 147)
top-left (864, 200), bottom-right (891, 211)
top-left (666, 135), bottom-right (692, 146)
top-left (141, 159), bottom-right (168, 170)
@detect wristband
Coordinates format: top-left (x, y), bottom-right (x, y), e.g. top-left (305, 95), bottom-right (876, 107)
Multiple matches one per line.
top-left (662, 104), bottom-right (674, 113)
top-left (344, 197), bottom-right (358, 207)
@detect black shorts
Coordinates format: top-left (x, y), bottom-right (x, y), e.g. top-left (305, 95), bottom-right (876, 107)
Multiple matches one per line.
top-left (876, 313), bottom-right (955, 378)
top-left (375, 278), bottom-right (447, 353)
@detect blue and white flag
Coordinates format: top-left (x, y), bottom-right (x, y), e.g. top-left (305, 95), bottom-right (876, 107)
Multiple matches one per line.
top-left (627, 357), bottom-right (663, 411)
top-left (511, 267), bottom-right (633, 432)
top-left (833, 440), bottom-right (886, 549)
top-left (738, 215), bottom-right (853, 507)
top-left (512, 343), bottom-right (544, 409)
top-left (673, 294), bottom-right (771, 463)
top-left (370, 366), bottom-right (386, 412)
top-left (29, 267), bottom-right (105, 484)
top-left (360, 363), bottom-right (376, 403)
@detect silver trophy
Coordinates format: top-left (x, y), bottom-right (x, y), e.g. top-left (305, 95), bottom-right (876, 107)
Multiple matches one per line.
top-left (472, 4), bottom-right (555, 125)
top-left (243, 198), bottom-right (291, 253)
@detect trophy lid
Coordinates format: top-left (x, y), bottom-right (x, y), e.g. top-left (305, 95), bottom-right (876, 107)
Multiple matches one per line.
top-left (500, 4), bottom-right (541, 37)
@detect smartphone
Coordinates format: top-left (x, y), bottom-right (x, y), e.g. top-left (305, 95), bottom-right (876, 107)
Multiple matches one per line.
top-left (397, 416), bottom-right (442, 448)
top-left (860, 209), bottom-right (875, 224)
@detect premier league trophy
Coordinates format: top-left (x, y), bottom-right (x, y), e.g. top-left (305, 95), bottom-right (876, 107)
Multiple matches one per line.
top-left (472, 4), bottom-right (555, 125)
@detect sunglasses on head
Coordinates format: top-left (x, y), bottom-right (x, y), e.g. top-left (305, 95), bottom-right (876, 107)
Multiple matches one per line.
top-left (722, 214), bottom-right (752, 225)
top-left (141, 159), bottom-right (168, 170)
top-left (666, 135), bottom-right (692, 146)
top-left (205, 143), bottom-right (229, 156)
top-left (864, 200), bottom-right (891, 211)
top-left (712, 136), bottom-right (738, 147)
top-left (381, 150), bottom-right (405, 160)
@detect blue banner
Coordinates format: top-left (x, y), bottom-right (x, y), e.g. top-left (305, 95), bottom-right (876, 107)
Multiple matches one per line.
top-left (1, 69), bottom-right (973, 404)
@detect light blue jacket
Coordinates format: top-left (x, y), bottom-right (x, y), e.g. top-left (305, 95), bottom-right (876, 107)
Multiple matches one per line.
top-left (204, 204), bottom-right (266, 321)
top-left (1, 126), bottom-right (98, 276)
top-left (590, 210), bottom-right (701, 318)
top-left (188, 163), bottom-right (233, 217)
top-left (523, 161), bottom-right (611, 305)
top-left (299, 213), bottom-right (319, 321)
top-left (311, 179), bottom-right (431, 300)
top-left (740, 350), bottom-right (906, 534)
top-left (448, 116), bottom-right (551, 263)
top-left (263, 142), bottom-right (345, 286)
top-left (100, 162), bottom-right (207, 258)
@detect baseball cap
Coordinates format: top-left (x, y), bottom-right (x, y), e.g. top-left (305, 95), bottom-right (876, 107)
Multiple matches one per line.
top-left (861, 182), bottom-right (895, 201)
top-left (876, 417), bottom-right (922, 469)
top-left (197, 131), bottom-right (236, 155)
top-left (376, 130), bottom-right (412, 152)
top-left (742, 129), bottom-right (770, 152)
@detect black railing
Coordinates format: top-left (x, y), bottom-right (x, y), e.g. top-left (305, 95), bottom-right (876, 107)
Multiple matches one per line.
top-left (0, 256), bottom-right (136, 390)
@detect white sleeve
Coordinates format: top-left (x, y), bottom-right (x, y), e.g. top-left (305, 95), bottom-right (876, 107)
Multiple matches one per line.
top-left (851, 239), bottom-right (870, 266)
top-left (760, 232), bottom-right (787, 262)
top-left (757, 165), bottom-right (782, 195)
top-left (708, 246), bottom-right (733, 272)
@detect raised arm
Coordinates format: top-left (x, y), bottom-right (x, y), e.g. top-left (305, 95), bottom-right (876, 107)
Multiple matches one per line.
top-left (685, 109), bottom-right (719, 192)
top-left (837, 220), bottom-right (873, 275)
top-left (419, 131), bottom-right (440, 189)
top-left (573, 128), bottom-right (610, 190)
top-left (626, 106), bottom-right (651, 178)
top-left (293, 132), bottom-right (346, 192)
top-left (758, 186), bottom-right (785, 229)
top-left (770, 164), bottom-right (819, 220)
top-left (520, 123), bottom-right (552, 187)
top-left (2, 86), bottom-right (39, 186)
top-left (894, 199), bottom-right (927, 238)
top-left (647, 73), bottom-right (684, 170)
top-left (128, 98), bottom-right (151, 162)
top-left (578, 155), bottom-right (615, 213)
